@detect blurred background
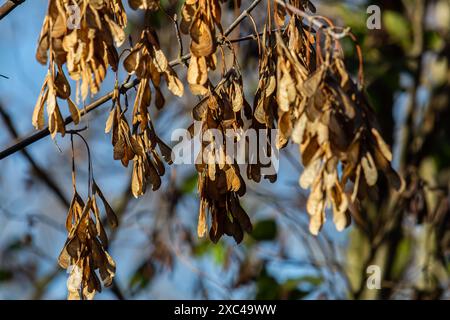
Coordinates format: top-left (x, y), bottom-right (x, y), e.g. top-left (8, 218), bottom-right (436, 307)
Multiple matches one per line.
top-left (0, 0), bottom-right (449, 299)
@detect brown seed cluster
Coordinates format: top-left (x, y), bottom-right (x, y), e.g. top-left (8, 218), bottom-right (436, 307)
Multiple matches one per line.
top-left (29, 0), bottom-right (405, 299)
top-left (194, 70), bottom-right (253, 243)
top-left (58, 181), bottom-right (118, 300)
top-left (181, 0), bottom-right (225, 95)
top-left (32, 65), bottom-right (80, 138)
top-left (113, 28), bottom-right (183, 197)
top-left (104, 83), bottom-right (173, 199)
top-left (34, 0), bottom-right (127, 137)
top-left (252, 1), bottom-right (402, 234)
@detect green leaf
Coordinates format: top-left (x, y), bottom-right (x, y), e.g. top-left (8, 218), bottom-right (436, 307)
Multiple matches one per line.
top-left (392, 237), bottom-right (413, 279)
top-left (128, 261), bottom-right (154, 292)
top-left (193, 240), bottom-right (227, 266)
top-left (212, 242), bottom-right (227, 266)
top-left (180, 173), bottom-right (198, 194)
top-left (426, 31), bottom-right (444, 51)
top-left (193, 240), bottom-right (211, 257)
top-left (250, 219), bottom-right (277, 241)
top-left (256, 269), bottom-right (281, 300)
top-left (296, 275), bottom-right (323, 287)
top-left (255, 269), bottom-right (317, 300)
top-left (383, 11), bottom-right (411, 49)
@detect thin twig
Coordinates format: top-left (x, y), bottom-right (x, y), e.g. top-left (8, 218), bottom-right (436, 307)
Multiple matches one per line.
top-left (0, 0), bottom-right (25, 21)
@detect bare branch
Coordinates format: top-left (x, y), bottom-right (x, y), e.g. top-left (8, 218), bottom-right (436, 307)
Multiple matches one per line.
top-left (0, 0), bottom-right (25, 21)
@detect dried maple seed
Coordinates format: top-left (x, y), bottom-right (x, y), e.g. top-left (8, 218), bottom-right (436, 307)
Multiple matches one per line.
top-left (33, 0), bottom-right (128, 137)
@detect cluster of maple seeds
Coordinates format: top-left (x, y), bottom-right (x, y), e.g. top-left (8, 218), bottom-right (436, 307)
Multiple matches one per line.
top-left (33, 0), bottom-right (128, 137)
top-left (108, 27), bottom-right (183, 197)
top-left (180, 0), bottom-right (262, 243)
top-left (32, 0), bottom-right (130, 299)
top-left (251, 1), bottom-right (402, 234)
top-left (58, 179), bottom-right (118, 300)
top-left (30, 0), bottom-right (404, 298)
top-left (194, 69), bottom-right (253, 243)
top-left (32, 64), bottom-right (80, 138)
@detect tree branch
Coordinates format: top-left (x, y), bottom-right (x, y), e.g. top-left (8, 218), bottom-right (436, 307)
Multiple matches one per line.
top-left (0, 0), bottom-right (25, 21)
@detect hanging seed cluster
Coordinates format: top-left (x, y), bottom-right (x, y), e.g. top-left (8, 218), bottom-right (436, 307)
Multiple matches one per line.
top-left (33, 0), bottom-right (127, 137)
top-left (181, 0), bottom-right (225, 95)
top-left (194, 69), bottom-right (253, 243)
top-left (58, 180), bottom-right (118, 300)
top-left (32, 65), bottom-right (80, 138)
top-left (30, 0), bottom-right (403, 299)
top-left (118, 27), bottom-right (183, 197)
top-left (251, 1), bottom-right (402, 234)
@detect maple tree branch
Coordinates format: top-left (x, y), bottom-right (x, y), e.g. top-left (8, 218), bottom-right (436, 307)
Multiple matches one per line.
top-left (0, 104), bottom-right (70, 207)
top-left (0, 0), bottom-right (264, 161)
top-left (0, 0), bottom-right (25, 21)
top-left (223, 0), bottom-right (262, 36)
